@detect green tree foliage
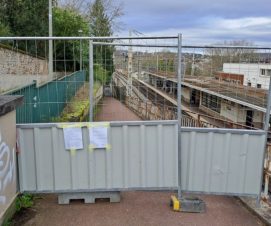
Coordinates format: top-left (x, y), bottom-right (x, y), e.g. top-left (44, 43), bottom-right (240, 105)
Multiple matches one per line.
top-left (89, 0), bottom-right (112, 37)
top-left (0, 0), bottom-right (123, 78)
top-left (0, 0), bottom-right (69, 36)
top-left (0, 22), bottom-right (11, 36)
top-left (0, 0), bottom-right (49, 57)
top-left (89, 0), bottom-right (123, 84)
top-left (53, 7), bottom-right (89, 71)
top-left (53, 7), bottom-right (89, 37)
top-left (94, 64), bottom-right (108, 83)
top-left (0, 0), bottom-right (48, 36)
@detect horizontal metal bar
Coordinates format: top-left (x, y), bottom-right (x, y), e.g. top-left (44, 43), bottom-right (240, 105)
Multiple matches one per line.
top-left (0, 36), bottom-right (178, 41)
top-left (181, 127), bottom-right (266, 135)
top-left (16, 121), bottom-right (265, 135)
top-left (110, 120), bottom-right (178, 126)
top-left (22, 187), bottom-right (178, 194)
top-left (21, 187), bottom-right (258, 198)
top-left (182, 45), bottom-right (271, 50)
top-left (93, 42), bottom-right (178, 48)
top-left (1, 37), bottom-right (270, 50)
top-left (16, 120), bottom-right (178, 128)
top-left (181, 190), bottom-right (258, 198)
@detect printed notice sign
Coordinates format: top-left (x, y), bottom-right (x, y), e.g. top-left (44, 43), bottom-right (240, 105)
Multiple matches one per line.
top-left (89, 127), bottom-right (108, 149)
top-left (63, 127), bottom-right (83, 150)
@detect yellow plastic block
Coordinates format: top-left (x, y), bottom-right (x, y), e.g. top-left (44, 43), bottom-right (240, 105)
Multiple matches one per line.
top-left (171, 195), bottom-right (180, 211)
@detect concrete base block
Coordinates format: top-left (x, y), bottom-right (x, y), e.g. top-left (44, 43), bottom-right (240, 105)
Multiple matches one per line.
top-left (58, 191), bottom-right (121, 205)
top-left (170, 195), bottom-right (206, 213)
top-left (180, 197), bottom-right (206, 213)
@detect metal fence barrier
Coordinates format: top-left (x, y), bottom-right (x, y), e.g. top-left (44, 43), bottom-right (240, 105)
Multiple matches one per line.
top-left (17, 121), bottom-right (265, 197)
top-left (1, 35), bottom-right (271, 206)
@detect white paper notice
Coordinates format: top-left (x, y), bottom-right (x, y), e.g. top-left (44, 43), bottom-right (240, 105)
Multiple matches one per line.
top-left (89, 127), bottom-right (108, 149)
top-left (63, 127), bottom-right (83, 150)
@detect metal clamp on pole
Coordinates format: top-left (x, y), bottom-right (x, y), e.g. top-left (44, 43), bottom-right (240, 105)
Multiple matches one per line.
top-left (170, 33), bottom-right (206, 213)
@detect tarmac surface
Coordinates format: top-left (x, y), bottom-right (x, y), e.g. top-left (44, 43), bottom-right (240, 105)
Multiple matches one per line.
top-left (95, 97), bottom-right (141, 121)
top-left (23, 192), bottom-right (265, 226)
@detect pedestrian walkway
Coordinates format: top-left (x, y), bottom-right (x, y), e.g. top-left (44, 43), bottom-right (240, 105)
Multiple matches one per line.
top-left (95, 97), bottom-right (141, 121)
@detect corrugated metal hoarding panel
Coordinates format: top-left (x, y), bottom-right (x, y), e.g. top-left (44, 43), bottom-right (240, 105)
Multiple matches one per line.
top-left (17, 122), bottom-right (265, 197)
top-left (181, 128), bottom-right (265, 196)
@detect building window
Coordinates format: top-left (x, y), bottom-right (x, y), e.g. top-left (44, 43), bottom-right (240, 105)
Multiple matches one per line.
top-left (247, 82), bottom-right (251, 86)
top-left (201, 93), bottom-right (221, 113)
top-left (257, 84), bottom-right (262, 88)
top-left (261, 69), bottom-right (271, 76)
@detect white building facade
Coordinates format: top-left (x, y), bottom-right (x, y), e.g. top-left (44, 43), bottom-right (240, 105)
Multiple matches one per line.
top-left (223, 63), bottom-right (271, 89)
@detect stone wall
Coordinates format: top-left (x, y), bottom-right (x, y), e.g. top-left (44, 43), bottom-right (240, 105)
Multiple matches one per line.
top-left (125, 96), bottom-right (176, 120)
top-left (0, 45), bottom-right (48, 75)
top-left (112, 73), bottom-right (176, 120)
top-left (0, 74), bottom-right (55, 93)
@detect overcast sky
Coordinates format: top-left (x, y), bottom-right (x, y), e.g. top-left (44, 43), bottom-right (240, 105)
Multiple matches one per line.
top-left (115, 0), bottom-right (271, 46)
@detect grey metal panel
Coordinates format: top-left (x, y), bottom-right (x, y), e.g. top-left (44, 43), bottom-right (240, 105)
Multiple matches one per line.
top-left (18, 128), bottom-right (37, 191)
top-left (18, 123), bottom-right (179, 192)
top-left (180, 131), bottom-right (265, 195)
top-left (17, 122), bottom-right (265, 197)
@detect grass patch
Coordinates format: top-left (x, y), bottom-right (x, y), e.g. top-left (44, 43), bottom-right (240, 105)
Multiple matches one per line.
top-left (15, 194), bottom-right (34, 212)
top-left (3, 194), bottom-right (37, 226)
top-left (52, 81), bottom-right (102, 122)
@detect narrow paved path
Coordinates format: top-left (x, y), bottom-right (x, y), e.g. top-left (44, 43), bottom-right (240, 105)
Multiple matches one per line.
top-left (95, 97), bottom-right (141, 121)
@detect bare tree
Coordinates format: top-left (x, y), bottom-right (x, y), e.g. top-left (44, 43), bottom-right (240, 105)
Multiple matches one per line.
top-left (88, 0), bottom-right (124, 33)
top-left (201, 40), bottom-right (257, 77)
top-left (57, 0), bottom-right (90, 14)
top-left (57, 0), bottom-right (124, 31)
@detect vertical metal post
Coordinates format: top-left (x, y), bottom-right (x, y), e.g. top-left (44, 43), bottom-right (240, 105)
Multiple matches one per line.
top-left (48, 0), bottom-right (53, 75)
top-left (127, 30), bottom-right (133, 96)
top-left (263, 79), bottom-right (271, 131)
top-left (156, 54), bottom-right (159, 72)
top-left (258, 76), bottom-right (271, 205)
top-left (191, 52), bottom-right (195, 76)
top-left (177, 33), bottom-right (183, 200)
top-left (89, 40), bottom-right (94, 121)
top-left (78, 29), bottom-right (83, 71)
top-left (80, 39), bottom-right (82, 71)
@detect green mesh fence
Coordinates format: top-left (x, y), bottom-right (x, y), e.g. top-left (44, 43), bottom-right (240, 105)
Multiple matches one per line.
top-left (9, 71), bottom-right (86, 123)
